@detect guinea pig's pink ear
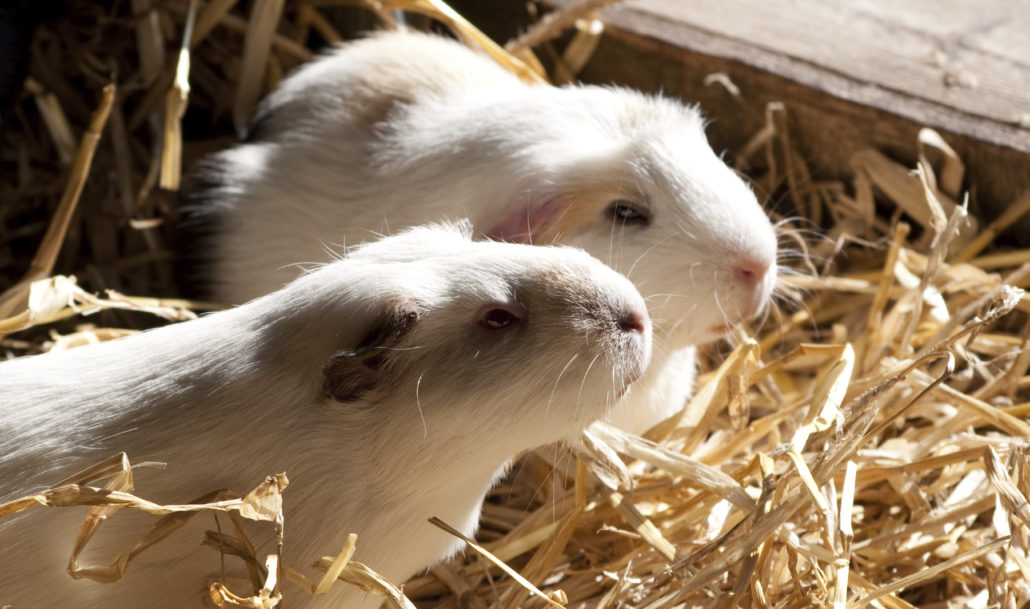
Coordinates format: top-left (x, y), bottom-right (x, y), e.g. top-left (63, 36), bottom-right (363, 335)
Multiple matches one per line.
top-left (322, 298), bottom-right (421, 402)
top-left (484, 196), bottom-right (564, 243)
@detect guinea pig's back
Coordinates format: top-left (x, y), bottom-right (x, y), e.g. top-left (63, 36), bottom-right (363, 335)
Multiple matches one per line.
top-left (182, 31), bottom-right (530, 302)
top-left (249, 31), bottom-right (526, 140)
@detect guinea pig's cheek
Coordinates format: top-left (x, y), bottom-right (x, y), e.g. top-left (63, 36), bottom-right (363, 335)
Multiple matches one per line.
top-left (484, 197), bottom-right (564, 243)
top-left (640, 298), bottom-right (689, 340)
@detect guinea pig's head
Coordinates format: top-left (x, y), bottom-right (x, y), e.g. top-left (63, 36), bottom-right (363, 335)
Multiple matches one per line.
top-left (319, 224), bottom-right (652, 444)
top-left (481, 87), bottom-right (778, 348)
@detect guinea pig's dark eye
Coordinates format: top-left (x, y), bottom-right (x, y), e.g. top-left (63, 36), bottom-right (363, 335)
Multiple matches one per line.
top-left (479, 307), bottom-right (522, 330)
top-left (605, 200), bottom-right (650, 226)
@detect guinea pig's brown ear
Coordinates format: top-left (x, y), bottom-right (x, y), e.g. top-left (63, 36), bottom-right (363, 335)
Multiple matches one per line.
top-left (485, 196), bottom-right (564, 243)
top-left (322, 298), bottom-right (421, 402)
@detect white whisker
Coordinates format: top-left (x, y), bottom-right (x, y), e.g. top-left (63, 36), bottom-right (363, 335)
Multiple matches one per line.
top-left (415, 373), bottom-right (427, 438)
top-left (576, 353), bottom-right (603, 421)
top-left (547, 353), bottom-right (581, 415)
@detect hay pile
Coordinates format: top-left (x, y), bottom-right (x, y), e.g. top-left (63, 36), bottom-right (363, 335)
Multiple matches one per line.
top-left (2, 1), bottom-right (1030, 608)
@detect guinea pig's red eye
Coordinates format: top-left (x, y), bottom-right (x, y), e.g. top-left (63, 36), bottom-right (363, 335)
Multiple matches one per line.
top-left (480, 308), bottom-right (521, 330)
top-left (605, 200), bottom-right (650, 226)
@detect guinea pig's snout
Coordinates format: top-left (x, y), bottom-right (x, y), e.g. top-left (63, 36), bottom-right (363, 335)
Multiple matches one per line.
top-left (610, 293), bottom-right (652, 389)
top-left (730, 253), bottom-right (776, 320)
top-left (734, 256), bottom-right (771, 288)
top-left (618, 306), bottom-right (648, 335)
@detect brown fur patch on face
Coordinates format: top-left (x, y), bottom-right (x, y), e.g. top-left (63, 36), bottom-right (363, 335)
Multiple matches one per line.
top-left (347, 84), bottom-right (418, 128)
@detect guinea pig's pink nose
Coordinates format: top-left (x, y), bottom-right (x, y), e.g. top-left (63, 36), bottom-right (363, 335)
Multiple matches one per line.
top-left (618, 305), bottom-right (649, 334)
top-left (734, 256), bottom-right (772, 287)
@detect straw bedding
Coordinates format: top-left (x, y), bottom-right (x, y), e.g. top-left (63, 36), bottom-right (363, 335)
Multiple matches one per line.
top-left (2, 1), bottom-right (1030, 608)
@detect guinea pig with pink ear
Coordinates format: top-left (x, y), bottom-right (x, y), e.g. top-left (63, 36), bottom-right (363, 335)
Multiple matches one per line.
top-left (0, 222), bottom-right (651, 609)
top-left (184, 30), bottom-right (778, 434)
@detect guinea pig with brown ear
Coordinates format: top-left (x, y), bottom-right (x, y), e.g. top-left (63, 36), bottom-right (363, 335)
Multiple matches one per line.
top-left (184, 30), bottom-right (778, 435)
top-left (0, 222), bottom-right (651, 609)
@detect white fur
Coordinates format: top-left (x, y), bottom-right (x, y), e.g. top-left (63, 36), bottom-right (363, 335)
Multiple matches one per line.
top-left (189, 31), bottom-right (778, 434)
top-left (0, 223), bottom-right (650, 609)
